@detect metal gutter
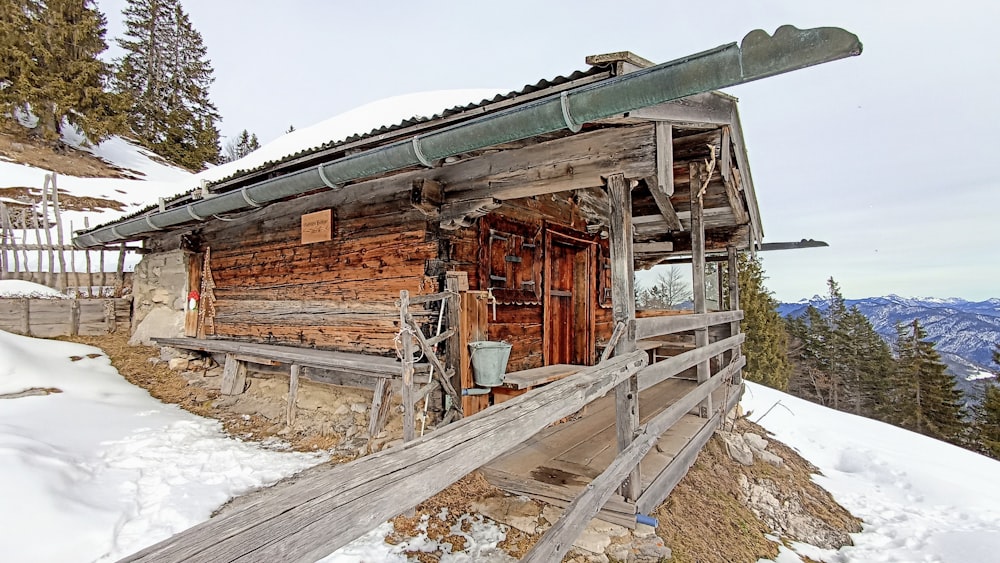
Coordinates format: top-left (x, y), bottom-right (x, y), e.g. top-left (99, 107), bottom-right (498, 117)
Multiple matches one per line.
top-left (74, 25), bottom-right (861, 248)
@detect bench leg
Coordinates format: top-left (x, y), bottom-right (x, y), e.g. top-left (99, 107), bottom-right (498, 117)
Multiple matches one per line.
top-left (220, 353), bottom-right (247, 395)
top-left (286, 364), bottom-right (300, 427)
top-left (368, 377), bottom-right (392, 438)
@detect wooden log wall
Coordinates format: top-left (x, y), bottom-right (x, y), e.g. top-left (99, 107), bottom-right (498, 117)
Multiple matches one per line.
top-left (442, 194), bottom-right (614, 372)
top-left (176, 188), bottom-right (439, 355)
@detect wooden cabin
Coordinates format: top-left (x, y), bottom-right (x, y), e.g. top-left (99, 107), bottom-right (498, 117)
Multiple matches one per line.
top-left (93, 27), bottom-right (864, 563)
top-left (79, 49), bottom-right (756, 513)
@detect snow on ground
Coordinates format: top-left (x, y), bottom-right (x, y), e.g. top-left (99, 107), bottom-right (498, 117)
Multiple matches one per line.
top-left (0, 329), bottom-right (513, 562)
top-left (742, 382), bottom-right (1000, 563)
top-left (0, 279), bottom-right (68, 298)
top-left (0, 330), bottom-right (328, 562)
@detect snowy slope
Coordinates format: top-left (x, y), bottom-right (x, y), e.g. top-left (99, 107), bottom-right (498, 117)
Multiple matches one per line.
top-left (743, 382), bottom-right (1000, 563)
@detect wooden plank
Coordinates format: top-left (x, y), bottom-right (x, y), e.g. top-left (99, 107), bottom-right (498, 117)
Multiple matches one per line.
top-left (654, 122), bottom-right (675, 197)
top-left (185, 253), bottom-right (202, 337)
top-left (286, 364), bottom-right (300, 427)
top-left (153, 337), bottom-right (426, 377)
top-left (636, 379), bottom-right (743, 514)
top-left (50, 173), bottom-right (67, 291)
top-left (638, 334), bottom-right (744, 392)
top-left (606, 172), bottom-right (640, 501)
top-left (634, 310), bottom-right (743, 340)
top-left (720, 127), bottom-right (750, 226)
top-left (220, 353), bottom-right (247, 395)
top-left (400, 290), bottom-right (415, 443)
top-left (727, 246), bottom-right (742, 370)
top-left (69, 299), bottom-right (79, 336)
top-left (459, 292), bottom-right (490, 416)
top-left (501, 364), bottom-right (581, 390)
top-left (119, 350), bottom-right (647, 563)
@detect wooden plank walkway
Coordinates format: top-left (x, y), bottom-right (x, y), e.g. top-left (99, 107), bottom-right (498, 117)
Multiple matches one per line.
top-left (481, 376), bottom-right (734, 526)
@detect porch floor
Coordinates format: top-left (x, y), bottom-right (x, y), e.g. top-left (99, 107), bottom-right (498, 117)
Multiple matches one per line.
top-left (480, 376), bottom-right (733, 527)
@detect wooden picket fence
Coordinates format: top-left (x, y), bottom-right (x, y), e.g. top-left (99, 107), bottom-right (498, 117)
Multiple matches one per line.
top-left (0, 297), bottom-right (130, 337)
top-left (0, 172), bottom-right (133, 297)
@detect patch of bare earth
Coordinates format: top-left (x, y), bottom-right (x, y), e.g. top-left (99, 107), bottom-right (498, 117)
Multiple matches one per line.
top-left (0, 128), bottom-right (136, 179)
top-left (62, 331), bottom-right (861, 562)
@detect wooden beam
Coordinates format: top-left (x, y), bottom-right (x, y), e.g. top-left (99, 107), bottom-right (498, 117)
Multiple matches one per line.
top-left (606, 173), bottom-right (640, 502)
top-left (119, 351), bottom-right (648, 563)
top-left (635, 310), bottom-right (743, 340)
top-left (627, 92), bottom-right (737, 126)
top-left (442, 125), bottom-right (655, 204)
top-left (439, 198), bottom-right (501, 230)
top-left (727, 246), bottom-right (742, 374)
top-left (720, 128), bottom-right (750, 226)
top-left (410, 178), bottom-right (442, 217)
top-left (632, 242), bottom-right (674, 254)
top-left (690, 162), bottom-right (711, 417)
top-left (367, 377), bottom-right (391, 438)
top-left (637, 333), bottom-right (744, 392)
top-left (654, 123), bottom-right (675, 197)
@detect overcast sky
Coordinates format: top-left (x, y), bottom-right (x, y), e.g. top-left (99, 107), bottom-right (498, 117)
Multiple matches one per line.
top-left (95, 0), bottom-right (999, 302)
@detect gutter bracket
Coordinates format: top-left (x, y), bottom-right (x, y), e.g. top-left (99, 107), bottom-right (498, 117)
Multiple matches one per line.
top-left (560, 92), bottom-right (582, 132)
top-left (186, 205), bottom-right (205, 221)
top-left (240, 187), bottom-right (265, 208)
top-left (412, 136), bottom-right (434, 168)
top-left (316, 164), bottom-right (341, 190)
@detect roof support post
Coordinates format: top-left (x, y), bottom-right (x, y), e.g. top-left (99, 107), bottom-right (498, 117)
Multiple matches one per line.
top-left (606, 172), bottom-right (640, 501)
top-left (727, 245), bottom-right (743, 384)
top-left (690, 162), bottom-right (712, 417)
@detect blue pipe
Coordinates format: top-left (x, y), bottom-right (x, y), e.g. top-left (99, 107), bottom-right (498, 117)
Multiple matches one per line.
top-left (636, 513), bottom-right (658, 527)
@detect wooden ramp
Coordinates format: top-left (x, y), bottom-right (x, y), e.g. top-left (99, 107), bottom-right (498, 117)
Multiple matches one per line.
top-left (482, 376), bottom-right (735, 526)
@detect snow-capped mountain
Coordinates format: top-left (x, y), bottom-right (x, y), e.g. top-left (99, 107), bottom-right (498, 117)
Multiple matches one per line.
top-left (778, 295), bottom-right (1000, 389)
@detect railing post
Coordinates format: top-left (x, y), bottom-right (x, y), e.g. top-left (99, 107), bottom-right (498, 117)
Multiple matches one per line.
top-left (690, 162), bottom-right (713, 417)
top-left (606, 173), bottom-right (640, 501)
top-left (400, 290), bottom-right (415, 442)
top-left (727, 246), bottom-right (743, 384)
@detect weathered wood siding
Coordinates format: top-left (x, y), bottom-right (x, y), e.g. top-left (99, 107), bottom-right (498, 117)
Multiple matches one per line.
top-left (186, 189), bottom-right (438, 354)
top-left (0, 298), bottom-right (129, 337)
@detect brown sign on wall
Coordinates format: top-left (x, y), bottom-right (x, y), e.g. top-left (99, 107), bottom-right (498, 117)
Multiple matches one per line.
top-left (301, 209), bottom-right (332, 244)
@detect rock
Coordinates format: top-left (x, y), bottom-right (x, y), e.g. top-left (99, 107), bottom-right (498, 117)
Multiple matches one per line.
top-left (632, 523), bottom-right (657, 538)
top-left (350, 402), bottom-right (368, 414)
top-left (632, 536), bottom-right (672, 562)
top-left (587, 518), bottom-right (629, 539)
top-left (739, 475), bottom-right (851, 549)
top-left (744, 432), bottom-right (769, 452)
top-left (565, 548), bottom-right (609, 563)
top-left (541, 504), bottom-right (564, 525)
top-left (605, 542), bottom-right (631, 562)
top-left (755, 449), bottom-right (784, 468)
top-left (212, 396), bottom-right (239, 409)
top-left (471, 497), bottom-right (541, 534)
top-left (130, 307), bottom-right (185, 346)
top-left (572, 526), bottom-right (612, 555)
top-left (205, 366), bottom-right (224, 378)
top-left (167, 358), bottom-right (189, 371)
top-left (719, 431), bottom-right (754, 466)
top-left (333, 404), bottom-right (351, 416)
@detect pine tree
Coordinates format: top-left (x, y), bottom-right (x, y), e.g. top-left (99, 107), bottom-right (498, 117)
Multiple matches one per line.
top-left (785, 277), bottom-right (892, 416)
top-left (1, 0), bottom-right (126, 143)
top-left (888, 319), bottom-right (967, 444)
top-left (971, 344), bottom-right (1000, 459)
top-left (220, 128), bottom-right (260, 163)
top-left (115, 0), bottom-right (219, 169)
top-left (735, 255), bottom-right (791, 390)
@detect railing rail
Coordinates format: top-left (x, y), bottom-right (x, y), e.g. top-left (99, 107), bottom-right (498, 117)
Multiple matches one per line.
top-left (634, 310), bottom-right (743, 340)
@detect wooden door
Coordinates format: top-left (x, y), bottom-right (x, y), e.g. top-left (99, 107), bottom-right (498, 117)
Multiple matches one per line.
top-left (544, 230), bottom-right (595, 366)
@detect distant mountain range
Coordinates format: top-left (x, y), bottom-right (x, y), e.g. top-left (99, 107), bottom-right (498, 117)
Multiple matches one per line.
top-left (777, 296), bottom-right (999, 397)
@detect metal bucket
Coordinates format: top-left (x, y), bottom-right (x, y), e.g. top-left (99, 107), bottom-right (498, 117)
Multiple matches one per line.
top-left (468, 341), bottom-right (512, 387)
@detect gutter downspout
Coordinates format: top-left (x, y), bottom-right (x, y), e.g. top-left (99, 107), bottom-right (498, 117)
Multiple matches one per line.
top-left (74, 25), bottom-right (860, 249)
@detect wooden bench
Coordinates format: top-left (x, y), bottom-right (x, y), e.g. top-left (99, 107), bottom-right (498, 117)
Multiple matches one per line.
top-left (492, 364), bottom-right (582, 403)
top-left (153, 337), bottom-right (431, 432)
